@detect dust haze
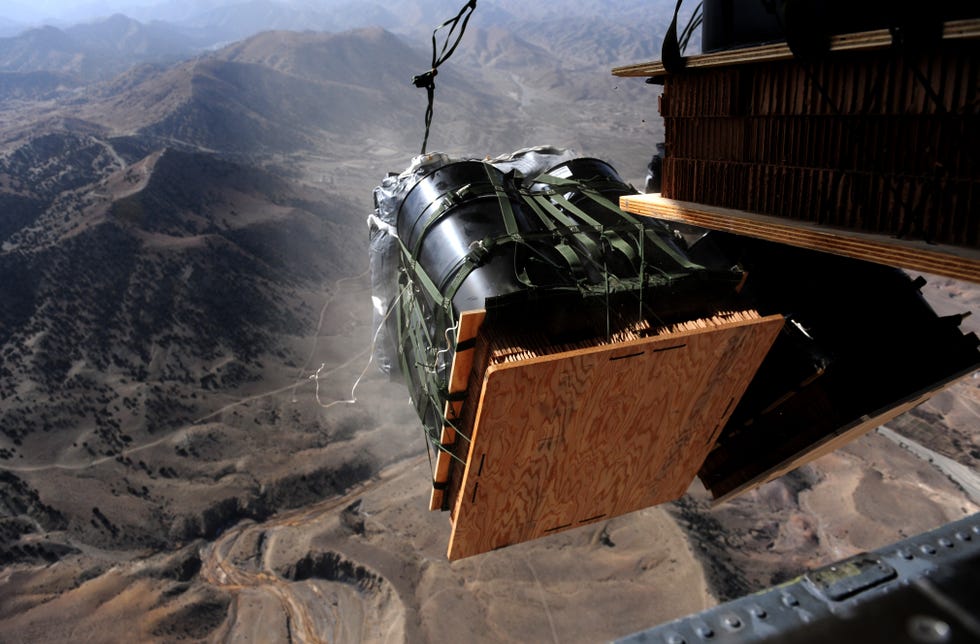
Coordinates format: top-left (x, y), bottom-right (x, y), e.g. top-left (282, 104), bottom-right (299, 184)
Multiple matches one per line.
top-left (0, 1), bottom-right (977, 642)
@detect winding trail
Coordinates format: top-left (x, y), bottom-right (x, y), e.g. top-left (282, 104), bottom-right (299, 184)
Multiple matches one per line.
top-left (0, 271), bottom-right (372, 475)
top-left (201, 455), bottom-right (426, 643)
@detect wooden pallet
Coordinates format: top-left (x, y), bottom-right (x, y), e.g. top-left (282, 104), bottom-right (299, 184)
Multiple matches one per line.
top-left (444, 311), bottom-right (784, 560)
top-left (613, 19), bottom-right (980, 254)
top-left (620, 193), bottom-right (980, 284)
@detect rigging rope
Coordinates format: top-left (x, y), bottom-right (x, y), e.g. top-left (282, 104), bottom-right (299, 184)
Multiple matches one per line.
top-left (310, 281), bottom-right (410, 410)
top-left (413, 0), bottom-right (478, 155)
top-left (662, 0), bottom-right (703, 73)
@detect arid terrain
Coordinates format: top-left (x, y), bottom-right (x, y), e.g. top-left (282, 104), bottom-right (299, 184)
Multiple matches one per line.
top-left (0, 2), bottom-right (978, 642)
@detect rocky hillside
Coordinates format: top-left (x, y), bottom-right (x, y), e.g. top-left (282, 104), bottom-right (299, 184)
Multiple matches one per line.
top-left (0, 29), bottom-right (410, 566)
top-left (0, 142), bottom-right (359, 451)
top-left (1, 8), bottom-right (648, 579)
top-left (0, 11), bottom-right (668, 578)
top-left (0, 5), bottom-right (976, 642)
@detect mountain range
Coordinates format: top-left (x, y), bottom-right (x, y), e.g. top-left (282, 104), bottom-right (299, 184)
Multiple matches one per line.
top-left (0, 0), bottom-right (667, 580)
top-left (0, 3), bottom-right (975, 642)
top-left (0, 0), bottom-right (681, 78)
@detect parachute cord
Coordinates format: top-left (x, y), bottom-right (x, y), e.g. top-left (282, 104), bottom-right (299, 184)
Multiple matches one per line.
top-left (661, 0), bottom-right (702, 73)
top-left (433, 319), bottom-right (461, 374)
top-left (311, 281), bottom-right (410, 410)
top-left (678, 2), bottom-right (703, 54)
top-left (413, 0), bottom-right (478, 154)
top-left (423, 429), bottom-right (435, 481)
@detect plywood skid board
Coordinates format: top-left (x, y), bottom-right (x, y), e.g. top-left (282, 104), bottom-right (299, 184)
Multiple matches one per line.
top-left (445, 312), bottom-right (784, 560)
top-left (620, 193), bottom-right (980, 284)
top-left (611, 19), bottom-right (980, 78)
top-left (429, 309), bottom-right (486, 512)
top-left (708, 365), bottom-right (979, 505)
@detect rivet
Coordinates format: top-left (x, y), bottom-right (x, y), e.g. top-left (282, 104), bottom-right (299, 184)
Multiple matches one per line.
top-left (938, 537), bottom-right (953, 548)
top-left (920, 544), bottom-right (937, 556)
top-left (666, 634), bottom-right (686, 644)
top-left (695, 625), bottom-right (714, 639)
top-left (898, 548), bottom-right (914, 560)
top-left (907, 615), bottom-right (951, 643)
top-left (750, 605), bottom-right (767, 619)
top-left (782, 593), bottom-right (799, 607)
top-left (723, 615), bottom-right (742, 629)
top-left (955, 531), bottom-right (971, 542)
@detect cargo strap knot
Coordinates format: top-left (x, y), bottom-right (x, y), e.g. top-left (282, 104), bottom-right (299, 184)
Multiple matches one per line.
top-left (413, 69), bottom-right (437, 90)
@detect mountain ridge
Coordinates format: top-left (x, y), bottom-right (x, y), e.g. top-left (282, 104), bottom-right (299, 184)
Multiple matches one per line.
top-left (0, 5), bottom-right (977, 643)
top-left (0, 20), bottom-right (653, 580)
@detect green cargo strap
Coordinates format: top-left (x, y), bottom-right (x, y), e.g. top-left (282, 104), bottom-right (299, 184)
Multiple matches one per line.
top-left (400, 228), bottom-right (513, 343)
top-left (402, 290), bottom-right (436, 361)
top-left (531, 193), bottom-right (602, 260)
top-left (397, 294), bottom-right (437, 408)
top-left (399, 238), bottom-right (445, 312)
top-left (482, 164), bottom-right (522, 242)
top-left (437, 248), bottom-right (483, 312)
top-left (574, 183), bottom-right (702, 272)
top-left (409, 184), bottom-right (464, 256)
top-left (520, 190), bottom-right (558, 232)
top-left (548, 192), bottom-right (640, 271)
top-left (532, 174), bottom-right (651, 271)
top-left (395, 278), bottom-right (413, 378)
top-left (409, 181), bottom-right (493, 257)
top-left (519, 193), bottom-right (588, 281)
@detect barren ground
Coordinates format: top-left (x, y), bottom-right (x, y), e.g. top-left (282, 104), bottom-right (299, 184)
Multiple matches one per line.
top-left (0, 272), bottom-right (976, 643)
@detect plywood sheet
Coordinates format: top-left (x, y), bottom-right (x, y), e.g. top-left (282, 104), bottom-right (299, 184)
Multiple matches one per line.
top-left (445, 312), bottom-right (784, 560)
top-left (612, 19), bottom-right (980, 78)
top-left (620, 193), bottom-right (980, 284)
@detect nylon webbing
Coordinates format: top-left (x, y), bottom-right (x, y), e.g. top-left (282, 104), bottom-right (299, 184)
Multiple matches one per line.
top-left (531, 194), bottom-right (602, 260)
top-left (535, 173), bottom-right (701, 273)
top-left (409, 183), bottom-right (477, 257)
top-left (576, 184), bottom-right (702, 272)
top-left (413, 0), bottom-right (478, 154)
top-left (549, 192), bottom-right (640, 270)
top-left (399, 238), bottom-right (444, 309)
top-left (484, 165), bottom-right (521, 241)
top-left (518, 192), bottom-right (586, 278)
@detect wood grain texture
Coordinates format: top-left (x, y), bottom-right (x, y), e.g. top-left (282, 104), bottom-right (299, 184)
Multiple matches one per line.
top-left (445, 312), bottom-right (784, 560)
top-left (612, 19), bottom-right (980, 78)
top-left (620, 193), bottom-right (980, 284)
top-left (430, 310), bottom-right (486, 511)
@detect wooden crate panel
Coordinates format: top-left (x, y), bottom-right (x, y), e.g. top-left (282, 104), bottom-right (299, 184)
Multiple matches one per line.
top-left (430, 309), bottom-right (486, 511)
top-left (612, 19), bottom-right (980, 79)
top-left (615, 21), bottom-right (980, 249)
top-left (445, 313), bottom-right (784, 560)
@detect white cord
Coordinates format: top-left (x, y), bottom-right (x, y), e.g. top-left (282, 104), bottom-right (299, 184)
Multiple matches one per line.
top-left (310, 281), bottom-right (411, 410)
top-left (430, 317), bottom-right (460, 374)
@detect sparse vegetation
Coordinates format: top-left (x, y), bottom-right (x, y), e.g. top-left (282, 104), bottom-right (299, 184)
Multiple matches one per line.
top-left (0, 5), bottom-right (976, 643)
